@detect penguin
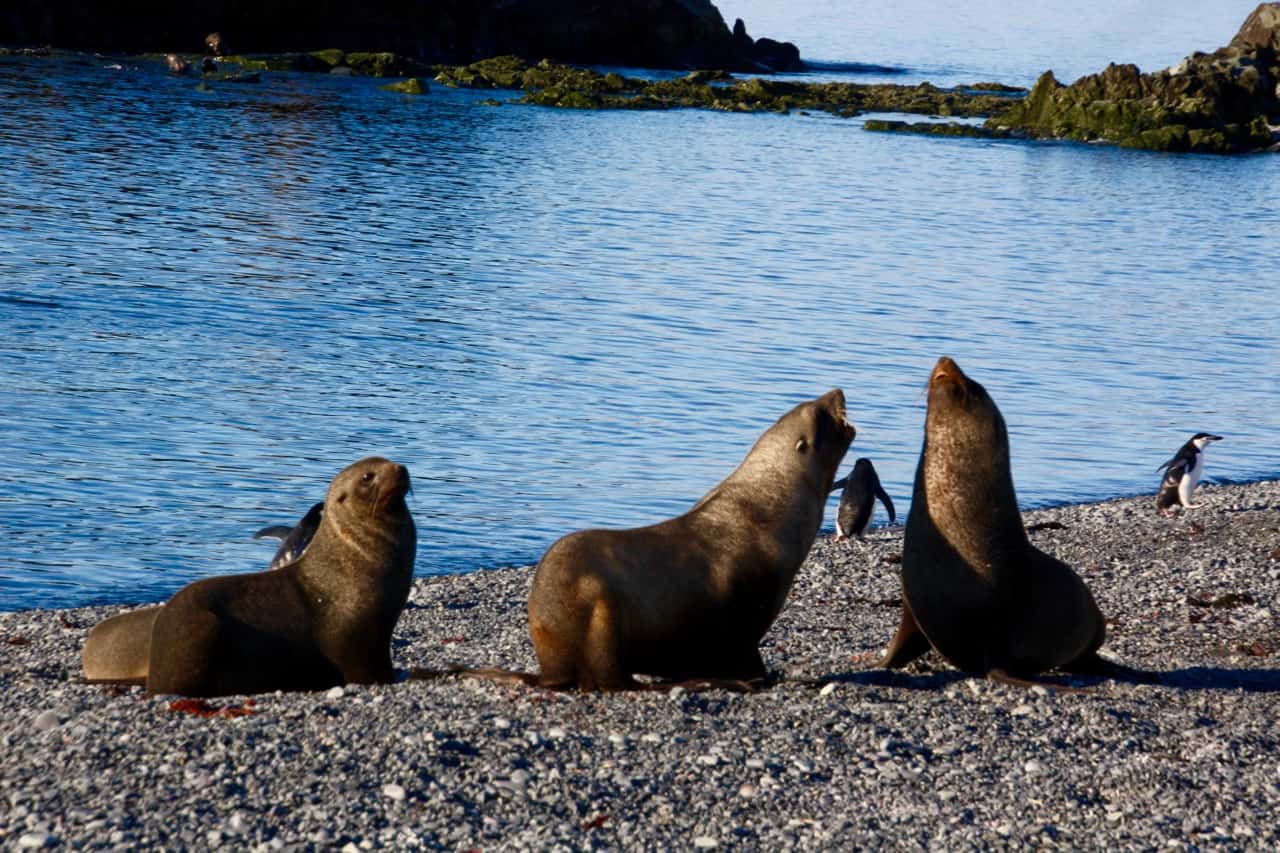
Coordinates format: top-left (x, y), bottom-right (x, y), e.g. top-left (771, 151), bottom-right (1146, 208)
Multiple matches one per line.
top-left (253, 501), bottom-right (324, 570)
top-left (1155, 433), bottom-right (1222, 514)
top-left (831, 458), bottom-right (896, 541)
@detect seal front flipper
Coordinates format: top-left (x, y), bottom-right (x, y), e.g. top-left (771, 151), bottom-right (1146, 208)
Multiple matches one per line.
top-left (878, 600), bottom-right (931, 669)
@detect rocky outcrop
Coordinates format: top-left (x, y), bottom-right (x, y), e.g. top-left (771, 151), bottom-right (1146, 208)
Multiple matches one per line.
top-left (433, 56), bottom-right (1021, 119)
top-left (0, 0), bottom-right (801, 73)
top-left (992, 3), bottom-right (1280, 153)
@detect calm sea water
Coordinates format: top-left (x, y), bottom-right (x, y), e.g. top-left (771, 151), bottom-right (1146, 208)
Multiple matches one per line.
top-left (2, 1), bottom-right (1278, 610)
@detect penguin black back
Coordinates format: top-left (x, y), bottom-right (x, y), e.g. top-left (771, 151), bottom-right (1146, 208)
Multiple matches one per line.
top-left (833, 458), bottom-right (895, 541)
top-left (254, 501), bottom-right (324, 569)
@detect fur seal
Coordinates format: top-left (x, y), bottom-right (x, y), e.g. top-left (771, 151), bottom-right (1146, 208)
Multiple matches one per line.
top-left (879, 357), bottom-right (1105, 681)
top-left (254, 501), bottom-right (324, 570)
top-left (832, 457), bottom-right (895, 541)
top-left (82, 500), bottom-right (328, 682)
top-left (146, 457), bottom-right (416, 697)
top-left (1155, 433), bottom-right (1222, 514)
top-left (501, 389), bottom-right (855, 690)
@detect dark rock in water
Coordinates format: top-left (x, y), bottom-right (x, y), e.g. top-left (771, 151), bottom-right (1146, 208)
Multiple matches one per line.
top-left (381, 77), bottom-right (429, 94)
top-left (434, 56), bottom-right (1018, 119)
top-left (992, 3), bottom-right (1280, 154)
top-left (863, 119), bottom-right (1020, 140)
top-left (1232, 2), bottom-right (1280, 52)
top-left (0, 1), bottom-right (804, 74)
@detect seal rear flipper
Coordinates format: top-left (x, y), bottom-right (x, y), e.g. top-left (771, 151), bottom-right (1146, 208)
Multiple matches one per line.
top-left (1060, 652), bottom-right (1162, 684)
top-left (878, 601), bottom-right (932, 669)
top-left (410, 665), bottom-right (545, 687)
top-left (985, 667), bottom-right (1090, 694)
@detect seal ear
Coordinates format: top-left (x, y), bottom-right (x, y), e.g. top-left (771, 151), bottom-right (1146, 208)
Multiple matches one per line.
top-left (795, 437), bottom-right (809, 453)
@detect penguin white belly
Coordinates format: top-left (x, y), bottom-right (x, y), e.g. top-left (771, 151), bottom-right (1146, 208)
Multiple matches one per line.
top-left (1179, 453), bottom-right (1205, 506)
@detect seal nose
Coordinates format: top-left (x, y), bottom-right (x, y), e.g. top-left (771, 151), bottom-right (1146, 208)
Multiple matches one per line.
top-left (931, 356), bottom-right (965, 388)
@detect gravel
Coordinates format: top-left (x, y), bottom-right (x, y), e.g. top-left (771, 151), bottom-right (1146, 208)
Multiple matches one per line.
top-left (2, 480), bottom-right (1278, 849)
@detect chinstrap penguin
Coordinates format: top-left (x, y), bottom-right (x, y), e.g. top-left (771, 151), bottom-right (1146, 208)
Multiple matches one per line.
top-left (1155, 433), bottom-right (1222, 514)
top-left (831, 457), bottom-right (896, 541)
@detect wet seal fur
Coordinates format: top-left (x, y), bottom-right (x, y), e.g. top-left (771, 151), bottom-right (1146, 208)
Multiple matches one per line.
top-left (880, 358), bottom-right (1108, 685)
top-left (145, 457), bottom-right (416, 697)
top-left (448, 389), bottom-right (855, 691)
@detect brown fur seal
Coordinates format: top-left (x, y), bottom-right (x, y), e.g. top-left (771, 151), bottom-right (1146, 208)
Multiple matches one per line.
top-left (880, 357), bottom-right (1105, 681)
top-left (146, 457), bottom-right (416, 697)
top-left (82, 606), bottom-right (161, 682)
top-left (81, 501), bottom-right (326, 683)
top-left (466, 389), bottom-right (854, 691)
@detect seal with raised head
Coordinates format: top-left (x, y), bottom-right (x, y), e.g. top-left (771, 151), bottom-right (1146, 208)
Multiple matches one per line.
top-left (519, 389), bottom-right (855, 690)
top-left (146, 456), bottom-right (416, 697)
top-left (879, 357), bottom-right (1105, 681)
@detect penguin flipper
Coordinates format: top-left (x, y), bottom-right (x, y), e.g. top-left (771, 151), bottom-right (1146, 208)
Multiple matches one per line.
top-left (831, 477), bottom-right (848, 493)
top-left (875, 485), bottom-right (896, 523)
top-left (253, 524), bottom-right (294, 541)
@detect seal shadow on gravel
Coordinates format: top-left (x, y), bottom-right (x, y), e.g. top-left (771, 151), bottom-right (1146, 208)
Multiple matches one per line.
top-left (810, 666), bottom-right (1280, 693)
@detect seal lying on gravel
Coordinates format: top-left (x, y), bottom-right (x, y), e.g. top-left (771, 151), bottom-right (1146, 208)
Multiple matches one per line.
top-left (145, 457), bottom-right (416, 697)
top-left (880, 358), bottom-right (1107, 683)
top-left (455, 390), bottom-right (855, 691)
top-left (82, 500), bottom-right (329, 683)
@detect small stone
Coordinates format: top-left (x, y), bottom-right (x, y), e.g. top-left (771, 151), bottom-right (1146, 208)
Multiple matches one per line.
top-left (492, 717), bottom-right (511, 730)
top-left (819, 682), bottom-right (837, 696)
top-left (17, 834), bottom-right (51, 850)
top-left (1107, 811), bottom-right (1124, 823)
top-left (1030, 685), bottom-right (1049, 697)
top-left (341, 844), bottom-right (361, 853)
top-left (608, 733), bottom-right (625, 745)
top-left (547, 727), bottom-right (566, 739)
top-left (1012, 704), bottom-right (1034, 716)
top-left (697, 754), bottom-right (718, 766)
top-left (745, 758), bottom-right (765, 769)
top-left (669, 686), bottom-right (686, 699)
top-left (693, 837), bottom-right (718, 849)
top-left (641, 733), bottom-right (661, 744)
top-left (325, 686), bottom-right (345, 700)
top-left (737, 784), bottom-right (757, 798)
top-left (1024, 760), bottom-right (1044, 775)
top-left (32, 711), bottom-right (60, 732)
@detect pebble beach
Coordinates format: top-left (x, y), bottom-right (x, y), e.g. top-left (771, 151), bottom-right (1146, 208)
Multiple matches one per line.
top-left (3, 480), bottom-right (1279, 850)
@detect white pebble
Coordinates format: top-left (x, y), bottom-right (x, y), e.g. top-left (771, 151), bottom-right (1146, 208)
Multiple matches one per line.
top-left (737, 784), bottom-right (757, 798)
top-left (32, 711), bottom-right (60, 732)
top-left (1024, 760), bottom-right (1044, 774)
top-left (547, 727), bottom-right (566, 739)
top-left (325, 686), bottom-right (345, 700)
top-left (382, 784), bottom-right (406, 801)
top-left (17, 834), bottom-right (50, 850)
top-left (819, 682), bottom-right (837, 696)
top-left (1011, 704), bottom-right (1033, 716)
top-left (693, 836), bottom-right (718, 848)
top-left (492, 717), bottom-right (511, 730)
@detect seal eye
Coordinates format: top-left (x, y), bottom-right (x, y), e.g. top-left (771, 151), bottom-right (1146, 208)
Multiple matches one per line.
top-left (360, 472), bottom-right (376, 485)
top-left (795, 437), bottom-right (809, 453)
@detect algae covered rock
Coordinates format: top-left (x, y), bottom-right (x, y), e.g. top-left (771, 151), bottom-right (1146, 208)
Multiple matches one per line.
top-left (993, 4), bottom-right (1280, 153)
top-left (381, 78), bottom-right (429, 95)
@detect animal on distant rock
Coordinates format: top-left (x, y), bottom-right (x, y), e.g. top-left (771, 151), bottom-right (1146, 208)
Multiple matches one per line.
top-left (254, 502), bottom-right (324, 570)
top-left (453, 390), bottom-right (855, 691)
top-left (166, 54), bottom-right (190, 75)
top-left (879, 357), bottom-right (1108, 686)
top-left (1155, 433), bottom-right (1223, 514)
top-left (832, 457), bottom-right (895, 541)
top-left (144, 457), bottom-right (416, 697)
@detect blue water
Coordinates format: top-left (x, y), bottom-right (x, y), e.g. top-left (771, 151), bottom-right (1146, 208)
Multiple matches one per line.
top-left (2, 1), bottom-right (1278, 611)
